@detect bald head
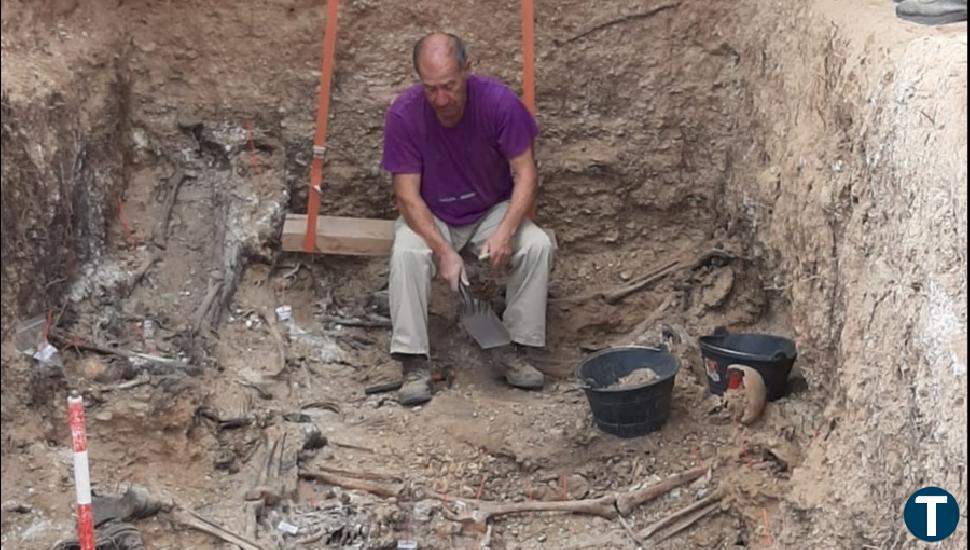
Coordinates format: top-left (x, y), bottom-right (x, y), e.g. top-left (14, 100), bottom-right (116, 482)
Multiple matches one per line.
top-left (412, 32), bottom-right (468, 77)
top-left (411, 33), bottom-right (471, 127)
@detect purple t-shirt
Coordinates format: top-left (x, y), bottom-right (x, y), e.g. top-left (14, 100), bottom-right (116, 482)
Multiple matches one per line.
top-left (381, 75), bottom-right (539, 226)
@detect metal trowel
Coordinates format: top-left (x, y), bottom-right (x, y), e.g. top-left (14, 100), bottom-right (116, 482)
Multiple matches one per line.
top-left (458, 279), bottom-right (511, 349)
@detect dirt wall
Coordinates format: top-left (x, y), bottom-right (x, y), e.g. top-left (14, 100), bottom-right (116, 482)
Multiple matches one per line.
top-left (531, 0), bottom-right (738, 252)
top-left (725, 1), bottom-right (968, 546)
top-left (0, 4), bottom-right (128, 339)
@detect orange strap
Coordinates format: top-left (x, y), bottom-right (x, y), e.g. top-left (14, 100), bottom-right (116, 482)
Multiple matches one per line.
top-left (304, 0), bottom-right (341, 253)
top-left (521, 0), bottom-right (538, 219)
top-left (521, 0), bottom-right (536, 115)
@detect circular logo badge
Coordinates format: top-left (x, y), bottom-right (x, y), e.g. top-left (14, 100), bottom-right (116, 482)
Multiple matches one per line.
top-left (903, 486), bottom-right (960, 542)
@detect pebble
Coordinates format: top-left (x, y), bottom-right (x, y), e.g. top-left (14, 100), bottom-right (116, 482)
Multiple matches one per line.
top-left (412, 499), bottom-right (439, 523)
top-left (2, 501), bottom-right (33, 514)
top-left (76, 357), bottom-right (108, 380)
top-left (565, 474), bottom-right (590, 499)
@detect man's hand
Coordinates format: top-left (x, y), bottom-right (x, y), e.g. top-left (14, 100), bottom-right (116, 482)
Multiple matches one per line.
top-left (481, 144), bottom-right (537, 272)
top-left (437, 249), bottom-right (466, 292)
top-left (483, 227), bottom-right (513, 271)
top-left (393, 173), bottom-right (464, 291)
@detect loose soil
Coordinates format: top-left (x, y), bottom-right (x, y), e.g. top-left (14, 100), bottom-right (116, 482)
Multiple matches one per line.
top-left (608, 368), bottom-right (659, 389)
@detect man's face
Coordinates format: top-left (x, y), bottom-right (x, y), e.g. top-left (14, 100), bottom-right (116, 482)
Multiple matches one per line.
top-left (419, 58), bottom-right (469, 127)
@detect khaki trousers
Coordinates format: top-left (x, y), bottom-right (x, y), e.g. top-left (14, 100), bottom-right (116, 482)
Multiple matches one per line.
top-left (389, 201), bottom-right (555, 356)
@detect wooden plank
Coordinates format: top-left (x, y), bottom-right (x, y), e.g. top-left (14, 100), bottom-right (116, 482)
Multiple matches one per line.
top-left (282, 214), bottom-right (557, 256)
top-left (282, 214), bottom-right (394, 255)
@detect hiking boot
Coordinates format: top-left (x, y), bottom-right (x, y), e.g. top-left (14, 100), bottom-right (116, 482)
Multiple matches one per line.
top-left (397, 355), bottom-right (433, 406)
top-left (491, 344), bottom-right (544, 390)
top-left (896, 0), bottom-right (967, 25)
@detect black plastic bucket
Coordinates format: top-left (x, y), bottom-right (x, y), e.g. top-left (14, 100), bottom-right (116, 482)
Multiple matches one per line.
top-left (576, 346), bottom-right (680, 438)
top-left (697, 328), bottom-right (797, 401)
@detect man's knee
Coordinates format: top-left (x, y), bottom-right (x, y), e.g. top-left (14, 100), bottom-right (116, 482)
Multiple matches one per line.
top-left (517, 225), bottom-right (555, 261)
top-left (391, 225), bottom-right (434, 269)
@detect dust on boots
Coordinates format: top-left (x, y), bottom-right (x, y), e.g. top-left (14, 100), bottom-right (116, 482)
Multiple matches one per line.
top-left (490, 344), bottom-right (544, 390)
top-left (396, 355), bottom-right (433, 406)
top-left (395, 345), bottom-right (544, 406)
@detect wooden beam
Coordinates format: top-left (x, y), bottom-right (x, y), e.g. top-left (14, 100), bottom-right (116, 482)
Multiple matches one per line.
top-left (282, 214), bottom-right (557, 256)
top-left (282, 214), bottom-right (394, 255)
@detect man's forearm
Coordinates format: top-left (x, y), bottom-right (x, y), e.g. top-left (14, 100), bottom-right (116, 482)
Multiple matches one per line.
top-left (398, 197), bottom-right (453, 257)
top-left (498, 163), bottom-right (537, 236)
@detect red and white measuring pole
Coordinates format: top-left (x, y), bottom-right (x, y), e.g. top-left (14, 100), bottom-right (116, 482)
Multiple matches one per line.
top-left (67, 392), bottom-right (95, 550)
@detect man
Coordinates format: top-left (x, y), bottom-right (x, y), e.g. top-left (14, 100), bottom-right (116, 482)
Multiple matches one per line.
top-left (381, 32), bottom-right (555, 405)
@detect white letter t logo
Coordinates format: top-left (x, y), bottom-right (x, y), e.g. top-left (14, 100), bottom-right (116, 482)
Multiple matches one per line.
top-left (915, 495), bottom-right (949, 537)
